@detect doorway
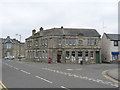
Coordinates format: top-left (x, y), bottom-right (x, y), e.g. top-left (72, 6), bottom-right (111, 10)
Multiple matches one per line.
top-left (57, 51), bottom-right (62, 63)
top-left (96, 51), bottom-right (100, 63)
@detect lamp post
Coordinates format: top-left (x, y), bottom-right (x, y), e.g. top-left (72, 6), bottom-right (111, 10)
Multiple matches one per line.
top-left (16, 34), bottom-right (21, 61)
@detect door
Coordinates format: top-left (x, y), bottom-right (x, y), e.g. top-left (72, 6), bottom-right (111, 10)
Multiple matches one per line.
top-left (96, 51), bottom-right (100, 63)
top-left (57, 55), bottom-right (61, 63)
top-left (57, 51), bottom-right (62, 63)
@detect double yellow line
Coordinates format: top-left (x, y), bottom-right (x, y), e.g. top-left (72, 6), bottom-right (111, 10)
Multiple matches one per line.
top-left (0, 81), bottom-right (8, 90)
top-left (102, 70), bottom-right (120, 84)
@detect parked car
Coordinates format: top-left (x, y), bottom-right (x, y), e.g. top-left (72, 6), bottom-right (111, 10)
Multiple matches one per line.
top-left (18, 56), bottom-right (25, 60)
top-left (4, 56), bottom-right (15, 60)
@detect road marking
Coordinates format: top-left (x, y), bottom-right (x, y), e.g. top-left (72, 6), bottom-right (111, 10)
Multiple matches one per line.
top-left (20, 70), bottom-right (31, 75)
top-left (0, 81), bottom-right (8, 90)
top-left (66, 68), bottom-right (82, 71)
top-left (102, 70), bottom-right (120, 84)
top-left (0, 85), bottom-right (2, 89)
top-left (9, 65), bottom-right (13, 68)
top-left (42, 68), bottom-right (118, 88)
top-left (13, 67), bottom-right (19, 70)
top-left (35, 76), bottom-right (53, 84)
top-left (61, 86), bottom-right (70, 90)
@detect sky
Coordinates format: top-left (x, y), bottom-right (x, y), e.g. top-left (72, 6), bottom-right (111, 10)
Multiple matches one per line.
top-left (0, 0), bottom-right (119, 42)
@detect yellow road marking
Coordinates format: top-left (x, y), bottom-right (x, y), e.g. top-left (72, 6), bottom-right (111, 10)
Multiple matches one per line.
top-left (0, 81), bottom-right (8, 90)
top-left (0, 85), bottom-right (3, 89)
top-left (102, 70), bottom-right (120, 84)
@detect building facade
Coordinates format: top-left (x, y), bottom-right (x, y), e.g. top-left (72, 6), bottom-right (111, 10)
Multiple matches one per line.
top-left (2, 36), bottom-right (25, 59)
top-left (25, 27), bottom-right (101, 64)
top-left (0, 38), bottom-right (2, 59)
top-left (101, 33), bottom-right (120, 63)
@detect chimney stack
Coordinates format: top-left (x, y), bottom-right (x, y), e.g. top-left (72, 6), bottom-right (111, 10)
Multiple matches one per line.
top-left (32, 29), bottom-right (36, 36)
top-left (39, 27), bottom-right (43, 36)
top-left (61, 26), bottom-right (63, 29)
top-left (40, 27), bottom-right (43, 31)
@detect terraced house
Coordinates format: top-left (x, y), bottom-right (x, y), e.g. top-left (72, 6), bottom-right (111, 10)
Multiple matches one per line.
top-left (2, 36), bottom-right (25, 59)
top-left (25, 26), bottom-right (101, 64)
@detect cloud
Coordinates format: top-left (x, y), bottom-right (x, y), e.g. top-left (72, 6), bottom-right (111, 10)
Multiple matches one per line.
top-left (0, 0), bottom-right (119, 41)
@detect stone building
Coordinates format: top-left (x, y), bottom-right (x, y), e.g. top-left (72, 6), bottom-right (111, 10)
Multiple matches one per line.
top-left (2, 36), bottom-right (25, 59)
top-left (0, 38), bottom-right (2, 59)
top-left (101, 33), bottom-right (120, 63)
top-left (25, 27), bottom-right (101, 64)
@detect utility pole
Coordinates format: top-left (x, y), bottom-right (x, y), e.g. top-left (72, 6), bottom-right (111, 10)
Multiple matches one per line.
top-left (16, 34), bottom-right (21, 61)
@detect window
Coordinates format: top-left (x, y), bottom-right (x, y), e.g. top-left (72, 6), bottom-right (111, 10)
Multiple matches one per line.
top-left (42, 39), bottom-right (45, 46)
top-left (78, 51), bottom-right (82, 57)
top-left (35, 40), bottom-right (38, 46)
top-left (42, 51), bottom-right (44, 58)
top-left (112, 55), bottom-right (118, 60)
top-left (73, 39), bottom-right (76, 45)
top-left (85, 51), bottom-right (88, 57)
top-left (46, 51), bottom-right (47, 58)
top-left (88, 39), bottom-right (90, 46)
top-left (71, 51), bottom-right (75, 61)
top-left (7, 44), bottom-right (11, 49)
top-left (90, 51), bottom-right (94, 58)
top-left (66, 39), bottom-right (69, 45)
top-left (114, 41), bottom-right (118, 46)
top-left (91, 39), bottom-right (94, 45)
top-left (66, 51), bottom-right (70, 59)
top-left (79, 40), bottom-right (83, 45)
top-left (34, 51), bottom-right (38, 58)
top-left (69, 39), bottom-right (72, 45)
top-left (39, 51), bottom-right (41, 58)
top-left (58, 38), bottom-right (62, 45)
top-left (94, 39), bottom-right (97, 45)
top-left (45, 39), bottom-right (48, 46)
top-left (72, 51), bottom-right (75, 57)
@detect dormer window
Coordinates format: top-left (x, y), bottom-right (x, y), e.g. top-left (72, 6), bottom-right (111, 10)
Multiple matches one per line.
top-left (114, 41), bottom-right (118, 46)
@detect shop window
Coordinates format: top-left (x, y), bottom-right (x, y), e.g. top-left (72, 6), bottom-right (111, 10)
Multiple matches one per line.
top-left (46, 51), bottom-right (47, 58)
top-left (78, 51), bottom-right (82, 57)
top-left (85, 51), bottom-right (88, 57)
top-left (72, 51), bottom-right (75, 57)
top-left (66, 51), bottom-right (70, 59)
top-left (90, 51), bottom-right (94, 59)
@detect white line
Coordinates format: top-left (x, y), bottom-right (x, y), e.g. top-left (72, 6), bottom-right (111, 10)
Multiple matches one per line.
top-left (35, 76), bottom-right (53, 84)
top-left (20, 70), bottom-right (31, 75)
top-left (61, 86), bottom-right (70, 90)
top-left (13, 67), bottom-right (19, 70)
top-left (9, 65), bottom-right (13, 68)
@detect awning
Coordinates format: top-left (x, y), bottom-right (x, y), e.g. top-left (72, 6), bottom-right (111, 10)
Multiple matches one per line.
top-left (111, 52), bottom-right (119, 55)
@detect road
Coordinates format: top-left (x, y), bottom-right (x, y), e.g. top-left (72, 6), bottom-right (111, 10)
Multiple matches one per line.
top-left (2, 59), bottom-right (119, 90)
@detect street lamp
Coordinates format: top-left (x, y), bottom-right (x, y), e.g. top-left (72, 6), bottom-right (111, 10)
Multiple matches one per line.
top-left (16, 34), bottom-right (21, 61)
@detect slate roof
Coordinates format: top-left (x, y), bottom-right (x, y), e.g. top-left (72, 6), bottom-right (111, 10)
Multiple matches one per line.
top-left (42, 28), bottom-right (101, 37)
top-left (26, 27), bottom-right (101, 40)
top-left (2, 36), bottom-right (24, 45)
top-left (106, 34), bottom-right (120, 40)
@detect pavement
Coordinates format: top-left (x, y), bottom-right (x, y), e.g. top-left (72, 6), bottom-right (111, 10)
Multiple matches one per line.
top-left (107, 68), bottom-right (119, 81)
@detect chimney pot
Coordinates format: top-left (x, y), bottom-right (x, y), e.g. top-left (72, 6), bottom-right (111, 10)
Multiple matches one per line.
top-left (61, 26), bottom-right (63, 29)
